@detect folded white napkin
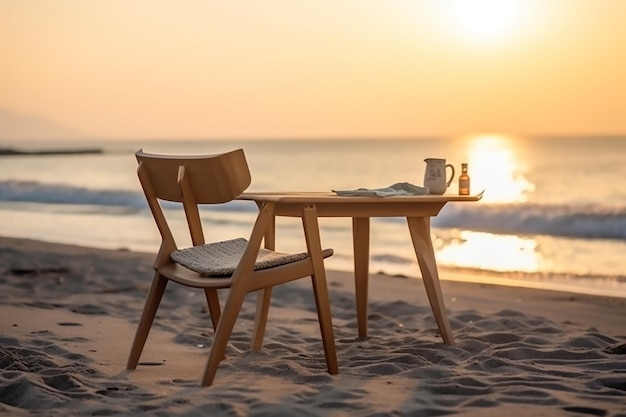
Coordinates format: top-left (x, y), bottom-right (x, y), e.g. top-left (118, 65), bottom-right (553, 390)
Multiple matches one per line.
top-left (332, 182), bottom-right (430, 197)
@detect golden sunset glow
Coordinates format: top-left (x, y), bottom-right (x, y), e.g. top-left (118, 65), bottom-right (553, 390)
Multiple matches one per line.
top-left (449, 0), bottom-right (524, 42)
top-left (463, 135), bottom-right (535, 203)
top-left (0, 1), bottom-right (624, 140)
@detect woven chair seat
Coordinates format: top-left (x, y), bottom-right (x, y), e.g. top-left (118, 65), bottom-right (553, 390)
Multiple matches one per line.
top-left (171, 237), bottom-right (333, 277)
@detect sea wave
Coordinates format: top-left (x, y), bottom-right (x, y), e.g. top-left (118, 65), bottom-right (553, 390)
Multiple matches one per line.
top-left (0, 180), bottom-right (259, 213)
top-left (0, 180), bottom-right (145, 208)
top-left (2, 180), bottom-right (625, 240)
top-left (432, 203), bottom-right (626, 240)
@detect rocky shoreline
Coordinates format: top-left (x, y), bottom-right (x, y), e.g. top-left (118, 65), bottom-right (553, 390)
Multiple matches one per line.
top-left (0, 147), bottom-right (102, 156)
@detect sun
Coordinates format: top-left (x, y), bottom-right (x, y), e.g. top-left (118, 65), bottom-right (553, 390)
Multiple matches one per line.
top-left (450, 0), bottom-right (523, 42)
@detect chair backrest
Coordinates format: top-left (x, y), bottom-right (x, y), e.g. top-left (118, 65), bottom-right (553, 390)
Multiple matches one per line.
top-left (135, 149), bottom-right (251, 204)
top-left (135, 148), bottom-right (252, 254)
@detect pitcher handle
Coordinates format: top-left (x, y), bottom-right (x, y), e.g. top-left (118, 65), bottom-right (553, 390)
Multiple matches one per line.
top-left (445, 164), bottom-right (455, 187)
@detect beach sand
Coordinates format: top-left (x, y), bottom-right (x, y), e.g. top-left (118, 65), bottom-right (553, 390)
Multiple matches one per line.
top-left (1, 236), bottom-right (625, 416)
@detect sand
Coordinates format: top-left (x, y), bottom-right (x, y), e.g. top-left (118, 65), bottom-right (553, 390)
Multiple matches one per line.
top-left (0, 236), bottom-right (625, 416)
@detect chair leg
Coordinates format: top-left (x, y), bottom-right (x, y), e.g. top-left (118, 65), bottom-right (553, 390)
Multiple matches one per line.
top-left (201, 286), bottom-right (247, 386)
top-left (204, 288), bottom-right (222, 331)
top-left (251, 287), bottom-right (273, 351)
top-left (127, 272), bottom-right (168, 369)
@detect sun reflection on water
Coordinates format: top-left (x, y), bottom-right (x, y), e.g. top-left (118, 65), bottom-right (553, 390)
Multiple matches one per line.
top-left (436, 230), bottom-right (543, 273)
top-left (464, 134), bottom-right (535, 203)
top-left (439, 134), bottom-right (541, 273)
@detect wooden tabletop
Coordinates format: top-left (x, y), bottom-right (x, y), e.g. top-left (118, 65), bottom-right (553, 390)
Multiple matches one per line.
top-left (239, 191), bottom-right (484, 204)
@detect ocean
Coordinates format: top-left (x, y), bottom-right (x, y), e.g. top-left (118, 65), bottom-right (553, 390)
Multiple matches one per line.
top-left (1, 135), bottom-right (625, 297)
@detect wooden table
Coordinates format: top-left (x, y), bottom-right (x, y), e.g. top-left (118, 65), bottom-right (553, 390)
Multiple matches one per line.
top-left (238, 192), bottom-right (483, 345)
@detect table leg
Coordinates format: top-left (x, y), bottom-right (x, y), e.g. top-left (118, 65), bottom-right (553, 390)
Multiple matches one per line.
top-left (303, 204), bottom-right (339, 374)
top-left (352, 217), bottom-right (370, 338)
top-left (406, 216), bottom-right (456, 345)
top-left (251, 207), bottom-right (276, 350)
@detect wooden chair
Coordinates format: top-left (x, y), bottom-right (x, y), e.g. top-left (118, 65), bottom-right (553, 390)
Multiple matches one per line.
top-left (127, 148), bottom-right (338, 386)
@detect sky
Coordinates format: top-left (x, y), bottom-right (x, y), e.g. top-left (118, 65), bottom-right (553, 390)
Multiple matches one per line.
top-left (1, 0), bottom-right (625, 140)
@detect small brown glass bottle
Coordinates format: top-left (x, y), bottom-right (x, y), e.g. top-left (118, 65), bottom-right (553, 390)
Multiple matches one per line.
top-left (459, 163), bottom-right (470, 195)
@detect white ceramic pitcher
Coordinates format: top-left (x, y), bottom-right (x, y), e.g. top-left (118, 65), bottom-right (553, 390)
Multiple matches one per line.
top-left (423, 158), bottom-right (455, 194)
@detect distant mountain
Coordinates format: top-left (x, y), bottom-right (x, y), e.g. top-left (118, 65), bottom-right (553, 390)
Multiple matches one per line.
top-left (0, 108), bottom-right (88, 140)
